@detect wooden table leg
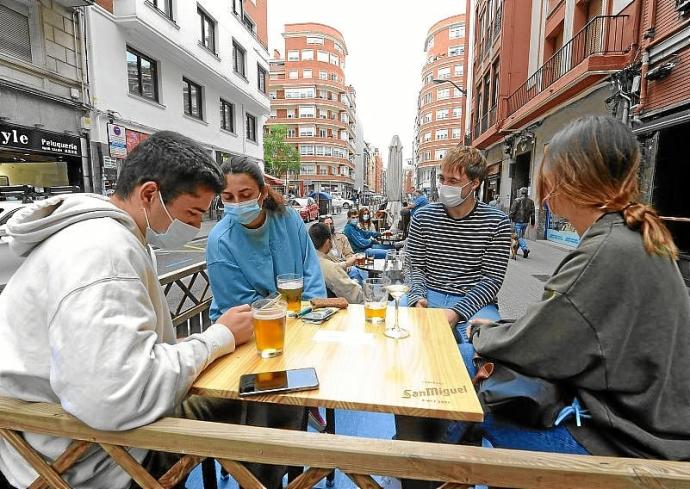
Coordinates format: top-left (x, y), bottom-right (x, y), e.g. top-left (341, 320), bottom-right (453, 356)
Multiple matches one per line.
top-left (325, 409), bottom-right (336, 487)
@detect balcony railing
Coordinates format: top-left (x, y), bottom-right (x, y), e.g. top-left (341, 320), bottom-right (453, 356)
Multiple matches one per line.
top-left (472, 104), bottom-right (497, 140)
top-left (507, 14), bottom-right (629, 116)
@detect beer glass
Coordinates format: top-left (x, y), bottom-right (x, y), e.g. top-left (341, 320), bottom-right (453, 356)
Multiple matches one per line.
top-left (251, 298), bottom-right (287, 358)
top-left (277, 273), bottom-right (303, 316)
top-left (363, 278), bottom-right (389, 324)
top-left (383, 250), bottom-right (410, 339)
top-left (355, 253), bottom-right (366, 266)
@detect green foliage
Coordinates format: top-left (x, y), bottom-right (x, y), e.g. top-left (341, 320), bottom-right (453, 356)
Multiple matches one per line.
top-left (263, 125), bottom-right (300, 181)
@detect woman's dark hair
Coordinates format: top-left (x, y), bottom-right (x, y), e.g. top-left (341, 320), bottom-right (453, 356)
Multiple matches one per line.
top-left (538, 115), bottom-right (677, 259)
top-left (220, 156), bottom-right (285, 213)
top-left (114, 131), bottom-right (224, 202)
top-left (309, 223), bottom-right (331, 250)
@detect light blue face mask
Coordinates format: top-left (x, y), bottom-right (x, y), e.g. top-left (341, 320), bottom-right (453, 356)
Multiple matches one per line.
top-left (349, 218), bottom-right (359, 225)
top-left (223, 197), bottom-right (262, 225)
top-left (144, 192), bottom-right (200, 249)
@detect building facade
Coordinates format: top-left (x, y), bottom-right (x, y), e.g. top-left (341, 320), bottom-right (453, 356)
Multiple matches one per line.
top-left (372, 147), bottom-right (383, 194)
top-left (87, 0), bottom-right (270, 194)
top-left (267, 23), bottom-right (357, 197)
top-left (0, 0), bottom-right (92, 192)
top-left (468, 0), bottom-right (639, 248)
top-left (414, 14), bottom-right (468, 198)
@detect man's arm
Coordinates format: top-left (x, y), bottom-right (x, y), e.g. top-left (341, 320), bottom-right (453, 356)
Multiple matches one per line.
top-left (508, 199), bottom-right (519, 222)
top-left (449, 217), bottom-right (511, 321)
top-left (406, 214), bottom-right (428, 306)
top-left (48, 278), bottom-right (234, 431)
top-left (324, 262), bottom-right (363, 303)
top-left (344, 226), bottom-right (374, 250)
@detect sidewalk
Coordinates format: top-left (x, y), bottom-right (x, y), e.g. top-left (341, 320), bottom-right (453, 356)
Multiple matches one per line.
top-left (497, 238), bottom-right (570, 318)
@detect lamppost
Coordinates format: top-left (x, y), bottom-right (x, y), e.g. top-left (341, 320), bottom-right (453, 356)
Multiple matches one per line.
top-left (431, 79), bottom-right (470, 175)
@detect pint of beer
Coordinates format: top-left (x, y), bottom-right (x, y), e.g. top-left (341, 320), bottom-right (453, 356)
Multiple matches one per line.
top-left (251, 298), bottom-right (287, 358)
top-left (355, 253), bottom-right (366, 266)
top-left (363, 278), bottom-right (389, 324)
top-left (276, 273), bottom-right (304, 315)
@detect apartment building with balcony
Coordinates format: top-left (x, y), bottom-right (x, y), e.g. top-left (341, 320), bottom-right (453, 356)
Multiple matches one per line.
top-left (0, 0), bottom-right (94, 193)
top-left (414, 14), bottom-right (468, 196)
top-left (468, 0), bottom-right (639, 248)
top-left (87, 0), bottom-right (270, 193)
top-left (267, 23), bottom-right (357, 197)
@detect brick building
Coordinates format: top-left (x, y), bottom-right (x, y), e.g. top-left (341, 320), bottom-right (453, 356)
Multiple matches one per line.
top-left (267, 23), bottom-right (358, 197)
top-left (414, 14), bottom-right (468, 198)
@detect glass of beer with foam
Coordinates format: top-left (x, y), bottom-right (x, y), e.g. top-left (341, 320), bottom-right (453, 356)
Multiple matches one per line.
top-left (251, 298), bottom-right (287, 358)
top-left (276, 273), bottom-right (303, 316)
top-left (363, 278), bottom-right (389, 324)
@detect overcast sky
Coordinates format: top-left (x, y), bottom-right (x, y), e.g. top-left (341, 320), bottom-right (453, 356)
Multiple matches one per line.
top-left (267, 0), bottom-right (465, 167)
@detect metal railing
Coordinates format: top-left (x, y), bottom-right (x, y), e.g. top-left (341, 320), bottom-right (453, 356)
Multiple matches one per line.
top-left (507, 14), bottom-right (629, 115)
top-left (159, 261), bottom-right (212, 338)
top-left (472, 104), bottom-right (497, 140)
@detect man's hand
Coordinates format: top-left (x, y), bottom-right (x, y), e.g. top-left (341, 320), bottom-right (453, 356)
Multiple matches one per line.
top-left (216, 304), bottom-right (253, 346)
top-left (415, 298), bottom-right (428, 308)
top-left (465, 318), bottom-right (495, 341)
top-left (444, 309), bottom-right (460, 326)
top-left (344, 255), bottom-right (357, 267)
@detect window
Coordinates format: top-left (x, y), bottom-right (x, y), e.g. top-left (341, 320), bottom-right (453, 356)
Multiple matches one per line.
top-left (269, 91), bottom-right (276, 99)
top-left (285, 87), bottom-right (315, 99)
top-left (328, 73), bottom-right (338, 81)
top-left (286, 128), bottom-right (296, 137)
top-left (423, 72), bottom-right (433, 84)
top-left (289, 70), bottom-right (298, 79)
top-left (301, 49), bottom-right (314, 60)
top-left (299, 105), bottom-right (316, 118)
top-left (150, 0), bottom-right (173, 20)
top-left (425, 35), bottom-right (434, 51)
top-left (301, 164), bottom-right (316, 175)
top-left (183, 78), bottom-right (203, 119)
top-left (454, 64), bottom-right (464, 77)
top-left (423, 151), bottom-right (431, 161)
top-left (448, 46), bottom-right (464, 57)
top-left (454, 87), bottom-right (464, 98)
top-left (423, 132), bottom-right (431, 142)
top-left (220, 99), bottom-right (234, 132)
top-left (246, 113), bottom-right (257, 142)
top-left (449, 23), bottom-right (465, 39)
top-left (452, 107), bottom-right (462, 118)
top-left (198, 7), bottom-right (215, 53)
top-left (437, 88), bottom-right (450, 100)
top-left (319, 128), bottom-right (327, 138)
top-left (232, 0), bottom-right (243, 17)
top-left (299, 126), bottom-right (315, 137)
top-left (437, 67), bottom-right (451, 79)
top-left (287, 50), bottom-right (299, 61)
top-left (436, 109), bottom-right (449, 120)
top-left (317, 51), bottom-right (329, 62)
top-left (319, 166), bottom-right (328, 175)
top-left (436, 129), bottom-right (448, 140)
top-left (435, 149), bottom-right (447, 160)
top-left (319, 71), bottom-right (327, 80)
top-left (329, 54), bottom-right (339, 66)
top-left (257, 64), bottom-right (267, 93)
top-left (334, 42), bottom-right (343, 53)
top-left (452, 128), bottom-right (462, 139)
top-left (0, 3), bottom-right (31, 62)
top-left (307, 36), bottom-right (324, 45)
top-left (242, 14), bottom-right (255, 33)
top-left (422, 113), bottom-right (432, 124)
top-left (303, 69), bottom-right (312, 78)
top-left (233, 40), bottom-right (246, 77)
top-left (127, 47), bottom-right (158, 101)
top-left (300, 145), bottom-right (315, 155)
top-left (422, 92), bottom-right (432, 105)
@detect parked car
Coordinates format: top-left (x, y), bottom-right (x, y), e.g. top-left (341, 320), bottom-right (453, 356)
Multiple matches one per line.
top-left (289, 197), bottom-right (319, 222)
top-left (331, 196), bottom-right (354, 210)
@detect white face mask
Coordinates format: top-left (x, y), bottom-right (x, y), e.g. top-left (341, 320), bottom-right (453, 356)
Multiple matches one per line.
top-left (144, 192), bottom-right (199, 249)
top-left (439, 182), bottom-right (474, 208)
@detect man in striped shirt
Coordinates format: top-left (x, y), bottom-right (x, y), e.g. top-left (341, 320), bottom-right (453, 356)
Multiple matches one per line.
top-left (406, 146), bottom-right (511, 341)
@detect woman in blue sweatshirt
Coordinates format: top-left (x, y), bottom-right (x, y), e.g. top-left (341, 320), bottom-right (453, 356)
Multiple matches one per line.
top-left (207, 157), bottom-right (326, 320)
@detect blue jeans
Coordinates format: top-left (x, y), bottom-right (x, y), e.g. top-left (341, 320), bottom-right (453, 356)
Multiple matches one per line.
top-left (347, 266), bottom-right (367, 284)
top-left (365, 245), bottom-right (391, 259)
top-left (514, 222), bottom-right (530, 252)
top-left (425, 289), bottom-right (500, 343)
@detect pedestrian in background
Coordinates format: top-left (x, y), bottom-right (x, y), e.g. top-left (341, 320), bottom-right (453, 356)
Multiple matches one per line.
top-left (509, 186), bottom-right (535, 258)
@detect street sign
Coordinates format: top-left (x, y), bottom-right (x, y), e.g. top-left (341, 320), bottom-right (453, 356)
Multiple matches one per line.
top-left (107, 123), bottom-right (127, 159)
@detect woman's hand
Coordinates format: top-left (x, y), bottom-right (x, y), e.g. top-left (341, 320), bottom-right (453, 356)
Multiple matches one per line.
top-left (466, 318), bottom-right (495, 342)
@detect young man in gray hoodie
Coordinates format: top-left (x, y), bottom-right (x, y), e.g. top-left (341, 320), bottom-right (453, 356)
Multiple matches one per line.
top-left (0, 132), bottom-right (255, 488)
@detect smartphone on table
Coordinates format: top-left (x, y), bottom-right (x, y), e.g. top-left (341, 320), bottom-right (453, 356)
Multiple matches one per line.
top-left (238, 367), bottom-right (319, 397)
top-left (300, 307), bottom-right (339, 324)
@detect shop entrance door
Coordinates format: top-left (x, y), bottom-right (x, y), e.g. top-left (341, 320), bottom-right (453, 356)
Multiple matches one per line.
top-left (510, 151), bottom-right (531, 202)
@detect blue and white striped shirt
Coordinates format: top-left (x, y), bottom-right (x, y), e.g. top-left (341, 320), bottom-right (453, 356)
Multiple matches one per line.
top-left (406, 201), bottom-right (511, 321)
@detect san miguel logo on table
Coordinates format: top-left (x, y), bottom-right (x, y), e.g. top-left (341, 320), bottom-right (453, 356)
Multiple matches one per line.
top-left (402, 380), bottom-right (468, 399)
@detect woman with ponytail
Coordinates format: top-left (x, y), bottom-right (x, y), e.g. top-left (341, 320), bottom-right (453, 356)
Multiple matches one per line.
top-left (464, 116), bottom-right (690, 459)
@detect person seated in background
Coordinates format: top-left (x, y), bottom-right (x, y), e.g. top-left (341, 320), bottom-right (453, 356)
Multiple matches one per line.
top-left (405, 189), bottom-right (429, 216)
top-left (358, 207), bottom-right (376, 231)
top-left (343, 209), bottom-right (389, 258)
top-left (309, 223), bottom-right (363, 304)
top-left (319, 215), bottom-right (355, 263)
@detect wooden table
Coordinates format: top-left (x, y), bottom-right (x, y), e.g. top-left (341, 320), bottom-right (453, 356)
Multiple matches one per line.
top-left (191, 305), bottom-right (484, 421)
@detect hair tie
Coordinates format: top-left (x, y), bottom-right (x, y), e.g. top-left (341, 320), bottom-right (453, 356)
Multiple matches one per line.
top-left (622, 202), bottom-right (636, 211)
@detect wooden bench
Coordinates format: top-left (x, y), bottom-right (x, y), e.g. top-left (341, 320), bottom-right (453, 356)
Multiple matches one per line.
top-left (1, 397), bottom-right (689, 489)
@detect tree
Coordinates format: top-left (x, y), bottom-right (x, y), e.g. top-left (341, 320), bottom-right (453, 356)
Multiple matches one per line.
top-left (263, 125), bottom-right (300, 193)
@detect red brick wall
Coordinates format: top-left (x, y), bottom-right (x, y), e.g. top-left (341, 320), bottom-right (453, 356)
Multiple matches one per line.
top-left (644, 46), bottom-right (690, 114)
top-left (647, 0), bottom-right (688, 41)
top-left (243, 0), bottom-right (267, 49)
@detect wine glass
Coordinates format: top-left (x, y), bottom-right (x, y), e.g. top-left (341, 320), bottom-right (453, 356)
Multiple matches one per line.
top-left (383, 250), bottom-right (410, 339)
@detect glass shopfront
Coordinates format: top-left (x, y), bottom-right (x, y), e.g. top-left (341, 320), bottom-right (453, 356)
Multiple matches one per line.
top-left (545, 206), bottom-right (580, 248)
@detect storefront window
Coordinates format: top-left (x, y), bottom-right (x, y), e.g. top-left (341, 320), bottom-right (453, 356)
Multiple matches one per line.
top-left (545, 206), bottom-right (580, 248)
